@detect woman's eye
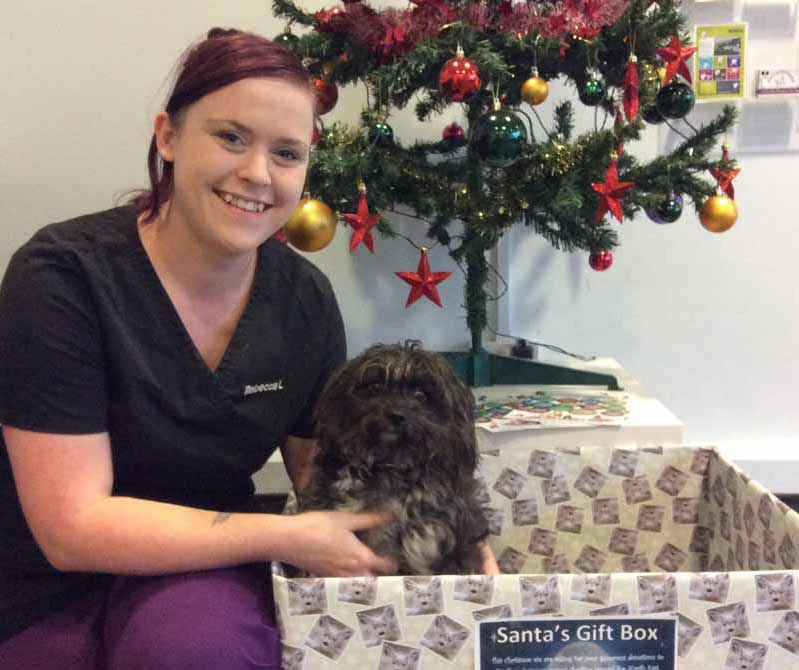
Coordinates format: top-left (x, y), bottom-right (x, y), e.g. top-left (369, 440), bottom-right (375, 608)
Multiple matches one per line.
top-left (218, 131), bottom-right (243, 145)
top-left (275, 148), bottom-right (302, 161)
top-left (413, 390), bottom-right (427, 402)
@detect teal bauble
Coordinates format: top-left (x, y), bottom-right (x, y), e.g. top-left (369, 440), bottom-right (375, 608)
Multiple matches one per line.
top-left (655, 81), bottom-right (695, 119)
top-left (368, 121), bottom-right (394, 147)
top-left (579, 78), bottom-right (606, 106)
top-left (470, 106), bottom-right (528, 168)
top-left (274, 31), bottom-right (300, 51)
top-left (642, 104), bottom-right (665, 125)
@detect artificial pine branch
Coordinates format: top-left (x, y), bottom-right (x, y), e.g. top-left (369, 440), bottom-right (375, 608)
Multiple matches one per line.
top-left (272, 0), bottom-right (314, 26)
top-left (275, 0), bottom-right (739, 351)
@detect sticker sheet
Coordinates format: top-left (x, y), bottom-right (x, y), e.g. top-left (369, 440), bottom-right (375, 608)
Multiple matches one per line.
top-left (475, 392), bottom-right (630, 433)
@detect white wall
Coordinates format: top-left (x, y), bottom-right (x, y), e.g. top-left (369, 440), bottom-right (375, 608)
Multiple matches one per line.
top-left (2, 1), bottom-right (798, 461)
top-left (504, 0), bottom-right (799, 456)
top-left (0, 0), bottom-right (470, 358)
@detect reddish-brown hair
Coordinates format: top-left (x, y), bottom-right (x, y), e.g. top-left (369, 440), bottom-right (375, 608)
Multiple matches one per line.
top-left (129, 28), bottom-right (311, 222)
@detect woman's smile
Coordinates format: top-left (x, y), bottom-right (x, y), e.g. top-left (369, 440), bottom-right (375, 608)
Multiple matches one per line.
top-left (214, 189), bottom-right (272, 214)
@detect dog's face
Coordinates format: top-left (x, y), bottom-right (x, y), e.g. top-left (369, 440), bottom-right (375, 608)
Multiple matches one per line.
top-left (313, 344), bottom-right (478, 489)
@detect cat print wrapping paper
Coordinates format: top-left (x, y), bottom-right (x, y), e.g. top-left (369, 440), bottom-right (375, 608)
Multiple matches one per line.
top-left (273, 446), bottom-right (799, 670)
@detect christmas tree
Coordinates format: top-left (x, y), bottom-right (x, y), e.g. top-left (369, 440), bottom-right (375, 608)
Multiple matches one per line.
top-left (272, 0), bottom-right (738, 373)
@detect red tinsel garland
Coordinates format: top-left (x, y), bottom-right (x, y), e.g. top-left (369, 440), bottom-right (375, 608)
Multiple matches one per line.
top-left (314, 0), bottom-right (634, 64)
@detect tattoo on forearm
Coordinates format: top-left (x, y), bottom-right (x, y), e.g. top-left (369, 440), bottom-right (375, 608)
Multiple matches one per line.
top-left (212, 512), bottom-right (232, 525)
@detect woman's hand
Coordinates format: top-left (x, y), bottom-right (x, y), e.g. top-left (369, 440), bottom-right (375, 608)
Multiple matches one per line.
top-left (279, 510), bottom-right (398, 577)
top-left (478, 541), bottom-right (500, 575)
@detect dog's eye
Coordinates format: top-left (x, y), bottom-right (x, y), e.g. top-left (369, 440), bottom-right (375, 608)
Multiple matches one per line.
top-left (412, 389), bottom-right (427, 402)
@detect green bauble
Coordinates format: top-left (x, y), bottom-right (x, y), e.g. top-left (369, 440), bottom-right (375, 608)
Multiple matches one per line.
top-left (646, 193), bottom-right (684, 224)
top-left (579, 78), bottom-right (606, 106)
top-left (367, 122), bottom-right (394, 147)
top-left (658, 194), bottom-right (684, 223)
top-left (274, 31), bottom-right (300, 51)
top-left (469, 106), bottom-right (528, 168)
top-left (655, 81), bottom-right (696, 119)
top-left (642, 104), bottom-right (665, 125)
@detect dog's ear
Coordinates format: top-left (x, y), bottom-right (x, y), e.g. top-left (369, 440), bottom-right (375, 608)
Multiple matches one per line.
top-left (423, 351), bottom-right (480, 471)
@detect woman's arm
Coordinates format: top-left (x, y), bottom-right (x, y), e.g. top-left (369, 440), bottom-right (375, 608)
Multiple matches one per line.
top-left (280, 435), bottom-right (318, 493)
top-left (280, 436), bottom-right (500, 576)
top-left (479, 541), bottom-right (500, 575)
top-left (5, 426), bottom-right (395, 577)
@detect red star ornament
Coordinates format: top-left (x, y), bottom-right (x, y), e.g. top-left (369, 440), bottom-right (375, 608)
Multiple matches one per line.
top-left (343, 192), bottom-right (381, 253)
top-left (591, 159), bottom-right (634, 223)
top-left (395, 249), bottom-right (452, 308)
top-left (657, 35), bottom-right (697, 85)
top-left (710, 145), bottom-right (741, 199)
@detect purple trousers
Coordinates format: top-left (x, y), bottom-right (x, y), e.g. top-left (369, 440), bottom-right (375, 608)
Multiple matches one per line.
top-left (0, 565), bottom-right (281, 670)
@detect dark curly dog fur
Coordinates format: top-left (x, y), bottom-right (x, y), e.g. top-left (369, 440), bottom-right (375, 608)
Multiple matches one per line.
top-left (298, 343), bottom-right (489, 575)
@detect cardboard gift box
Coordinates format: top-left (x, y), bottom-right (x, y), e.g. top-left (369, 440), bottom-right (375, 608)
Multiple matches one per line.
top-left (272, 446), bottom-right (799, 670)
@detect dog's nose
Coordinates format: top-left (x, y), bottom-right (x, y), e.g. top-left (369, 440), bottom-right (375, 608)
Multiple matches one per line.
top-left (387, 410), bottom-right (405, 425)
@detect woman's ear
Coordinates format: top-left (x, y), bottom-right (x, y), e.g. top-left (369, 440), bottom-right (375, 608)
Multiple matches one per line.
top-left (153, 111), bottom-right (177, 162)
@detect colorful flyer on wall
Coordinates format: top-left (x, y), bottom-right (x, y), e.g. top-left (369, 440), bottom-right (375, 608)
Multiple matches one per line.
top-left (694, 24), bottom-right (747, 100)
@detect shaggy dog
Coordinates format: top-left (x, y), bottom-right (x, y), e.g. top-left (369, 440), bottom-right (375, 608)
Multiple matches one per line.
top-left (298, 343), bottom-right (489, 575)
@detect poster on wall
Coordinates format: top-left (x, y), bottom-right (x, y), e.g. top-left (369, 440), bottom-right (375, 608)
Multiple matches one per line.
top-left (694, 23), bottom-right (747, 100)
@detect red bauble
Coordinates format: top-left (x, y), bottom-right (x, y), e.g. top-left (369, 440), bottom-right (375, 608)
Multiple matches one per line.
top-left (314, 7), bottom-right (349, 33)
top-left (442, 122), bottom-right (465, 142)
top-left (312, 78), bottom-right (338, 115)
top-left (589, 250), bottom-right (613, 271)
top-left (439, 48), bottom-right (481, 102)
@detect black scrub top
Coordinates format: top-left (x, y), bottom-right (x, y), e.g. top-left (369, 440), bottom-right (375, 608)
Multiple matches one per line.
top-left (0, 205), bottom-right (346, 640)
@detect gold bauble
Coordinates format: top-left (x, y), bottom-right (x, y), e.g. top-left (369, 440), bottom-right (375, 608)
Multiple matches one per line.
top-left (699, 194), bottom-right (738, 233)
top-left (639, 61), bottom-right (660, 101)
top-left (657, 66), bottom-right (667, 83)
top-left (521, 76), bottom-right (549, 105)
top-left (639, 61), bottom-right (658, 82)
top-left (286, 198), bottom-right (337, 251)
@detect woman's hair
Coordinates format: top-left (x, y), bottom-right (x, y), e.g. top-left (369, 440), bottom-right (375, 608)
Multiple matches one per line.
top-left (129, 28), bottom-right (311, 222)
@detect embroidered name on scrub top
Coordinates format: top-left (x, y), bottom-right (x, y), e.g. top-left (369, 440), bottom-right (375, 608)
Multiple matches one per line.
top-left (243, 380), bottom-right (285, 396)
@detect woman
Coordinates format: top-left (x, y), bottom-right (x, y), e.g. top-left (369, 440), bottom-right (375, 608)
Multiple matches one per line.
top-left (0, 28), bottom-right (398, 669)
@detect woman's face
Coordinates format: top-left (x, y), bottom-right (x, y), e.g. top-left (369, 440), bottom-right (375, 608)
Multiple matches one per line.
top-left (156, 76), bottom-right (314, 256)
